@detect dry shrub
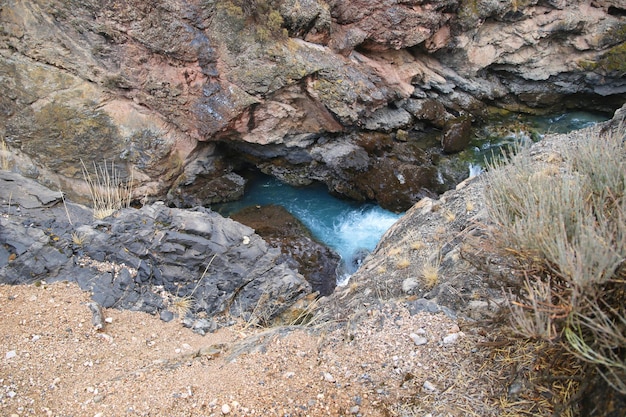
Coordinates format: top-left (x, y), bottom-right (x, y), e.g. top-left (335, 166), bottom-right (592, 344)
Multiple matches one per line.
top-left (483, 124), bottom-right (626, 404)
top-left (420, 251), bottom-right (441, 290)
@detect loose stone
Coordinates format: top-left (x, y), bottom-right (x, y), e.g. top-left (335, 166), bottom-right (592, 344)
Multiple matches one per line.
top-left (409, 333), bottom-right (428, 346)
top-left (442, 332), bottom-right (464, 344)
top-left (423, 380), bottom-right (437, 392)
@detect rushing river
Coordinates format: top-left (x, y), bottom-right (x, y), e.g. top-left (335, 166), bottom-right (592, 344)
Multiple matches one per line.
top-left (213, 111), bottom-right (611, 284)
top-left (213, 175), bottom-right (402, 283)
top-left (463, 111), bottom-right (610, 175)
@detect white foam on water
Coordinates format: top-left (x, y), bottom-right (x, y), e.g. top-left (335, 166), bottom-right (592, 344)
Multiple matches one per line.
top-left (332, 206), bottom-right (401, 285)
top-left (468, 163), bottom-right (483, 178)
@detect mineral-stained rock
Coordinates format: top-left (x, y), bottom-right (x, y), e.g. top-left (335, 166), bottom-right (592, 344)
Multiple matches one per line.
top-left (441, 116), bottom-right (473, 154)
top-left (1, 0), bottom-right (625, 211)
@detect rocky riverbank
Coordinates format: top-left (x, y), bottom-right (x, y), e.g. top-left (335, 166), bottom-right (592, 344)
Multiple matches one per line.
top-left (0, 171), bottom-right (311, 330)
top-left (2, 107), bottom-right (624, 416)
top-left (2, 0), bottom-right (626, 212)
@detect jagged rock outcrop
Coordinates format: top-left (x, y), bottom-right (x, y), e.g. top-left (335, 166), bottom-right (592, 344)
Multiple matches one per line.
top-left (231, 204), bottom-right (340, 296)
top-left (0, 172), bottom-right (310, 324)
top-left (323, 105), bottom-right (626, 321)
top-left (1, 0), bottom-right (625, 211)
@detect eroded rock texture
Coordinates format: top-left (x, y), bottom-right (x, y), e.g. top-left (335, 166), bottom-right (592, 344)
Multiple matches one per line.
top-left (0, 172), bottom-right (310, 322)
top-left (1, 0), bottom-right (625, 210)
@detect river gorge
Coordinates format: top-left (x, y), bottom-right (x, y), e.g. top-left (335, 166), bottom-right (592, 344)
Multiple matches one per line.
top-left (1, 0), bottom-right (625, 215)
top-left (1, 2), bottom-right (625, 414)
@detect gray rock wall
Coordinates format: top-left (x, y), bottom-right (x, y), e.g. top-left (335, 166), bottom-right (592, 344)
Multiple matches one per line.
top-left (0, 172), bottom-right (310, 324)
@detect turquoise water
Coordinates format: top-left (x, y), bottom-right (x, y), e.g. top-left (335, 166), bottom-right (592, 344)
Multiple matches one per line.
top-left (213, 176), bottom-right (402, 282)
top-left (214, 111), bottom-right (610, 284)
top-left (465, 111), bottom-right (611, 174)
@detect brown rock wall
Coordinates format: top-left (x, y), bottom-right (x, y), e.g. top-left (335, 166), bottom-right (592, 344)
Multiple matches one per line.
top-left (0, 0), bottom-right (625, 209)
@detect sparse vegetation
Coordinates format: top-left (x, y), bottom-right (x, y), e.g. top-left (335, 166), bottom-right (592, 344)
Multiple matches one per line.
top-left (1, 139), bottom-right (10, 171)
top-left (168, 254), bottom-right (217, 320)
top-left (219, 0), bottom-right (287, 43)
top-left (71, 231), bottom-right (85, 246)
top-left (396, 257), bottom-right (411, 269)
top-left (171, 295), bottom-right (195, 318)
top-left (81, 160), bottom-right (133, 219)
top-left (483, 125), bottom-right (626, 402)
top-left (410, 240), bottom-right (425, 251)
top-left (442, 209), bottom-right (456, 223)
top-left (420, 252), bottom-right (441, 290)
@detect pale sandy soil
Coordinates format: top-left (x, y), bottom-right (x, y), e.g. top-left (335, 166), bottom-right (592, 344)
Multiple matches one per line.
top-left (0, 281), bottom-right (512, 417)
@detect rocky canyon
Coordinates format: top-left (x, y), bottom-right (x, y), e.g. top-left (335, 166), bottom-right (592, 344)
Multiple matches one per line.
top-left (1, 0), bottom-right (625, 212)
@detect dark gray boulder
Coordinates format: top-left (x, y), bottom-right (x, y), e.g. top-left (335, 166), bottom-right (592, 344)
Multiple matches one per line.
top-left (0, 172), bottom-right (310, 323)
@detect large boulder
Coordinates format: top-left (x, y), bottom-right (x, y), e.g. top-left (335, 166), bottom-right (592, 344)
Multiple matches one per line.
top-left (0, 172), bottom-right (310, 322)
top-left (231, 205), bottom-right (340, 296)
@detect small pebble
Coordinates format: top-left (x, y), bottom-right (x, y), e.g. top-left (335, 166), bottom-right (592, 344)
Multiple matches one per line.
top-left (221, 403), bottom-right (231, 414)
top-left (323, 372), bottom-right (335, 383)
top-left (423, 380), bottom-right (437, 392)
top-left (350, 405), bottom-right (360, 414)
top-left (409, 333), bottom-right (428, 346)
top-left (5, 350), bottom-right (16, 359)
top-left (443, 332), bottom-right (465, 344)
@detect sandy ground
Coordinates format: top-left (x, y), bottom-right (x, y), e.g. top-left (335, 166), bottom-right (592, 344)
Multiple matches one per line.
top-left (0, 281), bottom-right (514, 417)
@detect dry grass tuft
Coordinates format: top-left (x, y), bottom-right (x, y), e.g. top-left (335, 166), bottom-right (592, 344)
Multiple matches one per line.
top-left (410, 240), bottom-right (425, 251)
top-left (387, 246), bottom-right (403, 257)
top-left (71, 231), bottom-right (85, 246)
top-left (81, 159), bottom-right (133, 219)
top-left (420, 252), bottom-right (441, 289)
top-left (396, 257), bottom-right (411, 269)
top-left (442, 210), bottom-right (456, 223)
top-left (1, 139), bottom-right (10, 171)
top-left (171, 295), bottom-right (195, 317)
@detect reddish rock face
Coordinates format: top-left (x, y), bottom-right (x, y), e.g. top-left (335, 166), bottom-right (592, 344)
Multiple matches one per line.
top-left (1, 0), bottom-right (625, 208)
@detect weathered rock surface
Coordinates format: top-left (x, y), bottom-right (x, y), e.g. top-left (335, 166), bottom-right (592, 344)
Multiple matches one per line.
top-left (1, 0), bottom-right (625, 211)
top-left (322, 107), bottom-right (626, 322)
top-left (0, 173), bottom-right (310, 323)
top-left (231, 204), bottom-right (339, 296)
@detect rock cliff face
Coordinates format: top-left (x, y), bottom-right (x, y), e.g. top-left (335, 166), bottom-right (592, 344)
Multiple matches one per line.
top-left (1, 0), bottom-right (625, 210)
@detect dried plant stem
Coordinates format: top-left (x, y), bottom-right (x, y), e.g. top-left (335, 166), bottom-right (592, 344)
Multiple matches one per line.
top-left (81, 159), bottom-right (133, 219)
